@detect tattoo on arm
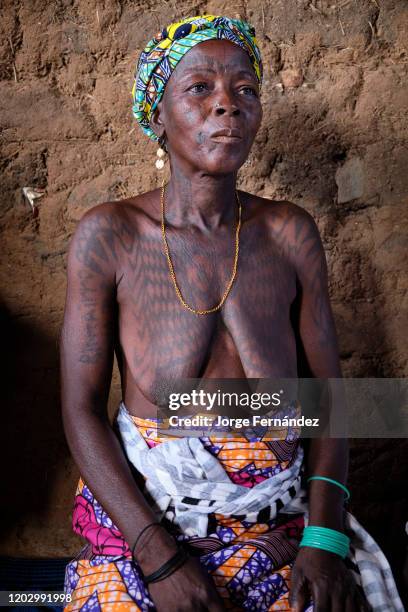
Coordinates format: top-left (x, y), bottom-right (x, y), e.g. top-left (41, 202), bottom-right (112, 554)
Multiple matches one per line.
top-left (72, 212), bottom-right (121, 365)
top-left (77, 270), bottom-right (103, 364)
top-left (275, 207), bottom-right (335, 348)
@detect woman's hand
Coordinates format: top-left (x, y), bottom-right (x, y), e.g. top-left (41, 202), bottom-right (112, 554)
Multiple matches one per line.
top-left (289, 547), bottom-right (371, 611)
top-left (148, 556), bottom-right (225, 612)
top-left (135, 528), bottom-right (225, 612)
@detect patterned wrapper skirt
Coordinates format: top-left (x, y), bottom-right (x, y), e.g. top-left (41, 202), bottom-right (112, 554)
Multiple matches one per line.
top-left (64, 408), bottom-right (317, 611)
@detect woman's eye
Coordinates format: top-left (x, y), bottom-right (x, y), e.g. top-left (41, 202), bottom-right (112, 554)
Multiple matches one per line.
top-left (190, 82), bottom-right (208, 93)
top-left (240, 86), bottom-right (258, 97)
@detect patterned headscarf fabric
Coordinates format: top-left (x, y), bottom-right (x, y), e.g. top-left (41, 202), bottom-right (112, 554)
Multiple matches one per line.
top-left (132, 14), bottom-right (263, 141)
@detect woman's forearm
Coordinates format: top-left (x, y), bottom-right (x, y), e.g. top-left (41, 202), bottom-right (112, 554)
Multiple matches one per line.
top-left (304, 437), bottom-right (348, 532)
top-left (62, 405), bottom-right (178, 571)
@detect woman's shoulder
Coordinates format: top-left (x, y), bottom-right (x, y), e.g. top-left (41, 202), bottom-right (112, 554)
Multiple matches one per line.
top-left (241, 191), bottom-right (317, 227)
top-left (77, 188), bottom-right (162, 228)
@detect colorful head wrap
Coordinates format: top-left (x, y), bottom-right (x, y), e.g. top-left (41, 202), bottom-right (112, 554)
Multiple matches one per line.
top-left (132, 14), bottom-right (263, 141)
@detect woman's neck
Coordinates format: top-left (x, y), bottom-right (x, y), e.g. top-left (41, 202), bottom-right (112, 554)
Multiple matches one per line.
top-left (163, 166), bottom-right (239, 232)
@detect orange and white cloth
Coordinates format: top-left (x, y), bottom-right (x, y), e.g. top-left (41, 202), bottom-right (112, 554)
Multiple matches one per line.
top-left (64, 402), bottom-right (404, 611)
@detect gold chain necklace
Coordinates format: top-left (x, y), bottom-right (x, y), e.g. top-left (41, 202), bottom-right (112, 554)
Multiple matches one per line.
top-left (160, 178), bottom-right (242, 316)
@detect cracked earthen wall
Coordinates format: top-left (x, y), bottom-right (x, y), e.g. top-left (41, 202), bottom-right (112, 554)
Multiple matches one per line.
top-left (0, 0), bottom-right (407, 596)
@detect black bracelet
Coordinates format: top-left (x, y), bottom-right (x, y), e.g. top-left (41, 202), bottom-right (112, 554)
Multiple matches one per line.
top-left (131, 522), bottom-right (161, 559)
top-left (144, 546), bottom-right (189, 584)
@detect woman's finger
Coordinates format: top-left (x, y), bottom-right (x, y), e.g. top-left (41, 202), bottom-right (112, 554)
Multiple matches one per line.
top-left (289, 575), bottom-right (310, 612)
top-left (331, 587), bottom-right (346, 612)
top-left (311, 580), bottom-right (330, 612)
top-left (344, 590), bottom-right (360, 612)
top-left (288, 566), bottom-right (302, 609)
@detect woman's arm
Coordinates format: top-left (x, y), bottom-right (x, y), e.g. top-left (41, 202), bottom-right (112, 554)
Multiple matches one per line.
top-left (60, 205), bottom-right (175, 562)
top-left (60, 204), bottom-right (224, 611)
top-left (292, 211), bottom-right (347, 531)
top-left (287, 208), bottom-right (368, 611)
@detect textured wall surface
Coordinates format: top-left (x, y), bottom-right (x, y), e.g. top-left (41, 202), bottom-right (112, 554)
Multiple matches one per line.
top-left (0, 0), bottom-right (407, 598)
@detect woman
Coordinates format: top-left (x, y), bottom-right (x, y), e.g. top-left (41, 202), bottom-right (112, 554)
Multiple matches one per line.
top-left (61, 15), bottom-right (403, 612)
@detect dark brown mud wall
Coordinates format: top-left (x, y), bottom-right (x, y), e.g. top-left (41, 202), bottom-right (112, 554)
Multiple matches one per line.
top-left (1, 0), bottom-right (407, 598)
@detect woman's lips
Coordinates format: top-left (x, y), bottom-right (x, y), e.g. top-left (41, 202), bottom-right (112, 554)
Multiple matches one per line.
top-left (210, 135), bottom-right (242, 142)
top-left (210, 128), bottom-right (243, 143)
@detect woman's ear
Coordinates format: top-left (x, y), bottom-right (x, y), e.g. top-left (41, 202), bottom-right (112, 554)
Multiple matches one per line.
top-left (150, 102), bottom-right (166, 141)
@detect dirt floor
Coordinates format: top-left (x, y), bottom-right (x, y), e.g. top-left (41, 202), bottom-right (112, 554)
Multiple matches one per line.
top-left (0, 0), bottom-right (407, 600)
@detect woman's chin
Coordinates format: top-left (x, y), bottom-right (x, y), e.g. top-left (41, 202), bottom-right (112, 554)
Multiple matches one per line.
top-left (202, 156), bottom-right (246, 175)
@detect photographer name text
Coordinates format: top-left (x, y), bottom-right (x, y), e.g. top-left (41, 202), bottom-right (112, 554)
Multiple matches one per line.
top-left (167, 414), bottom-right (320, 428)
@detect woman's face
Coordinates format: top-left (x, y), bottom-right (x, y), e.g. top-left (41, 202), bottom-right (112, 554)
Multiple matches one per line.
top-left (151, 39), bottom-right (263, 175)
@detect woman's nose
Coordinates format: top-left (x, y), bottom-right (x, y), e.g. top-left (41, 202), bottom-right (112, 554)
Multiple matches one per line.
top-left (214, 99), bottom-right (240, 116)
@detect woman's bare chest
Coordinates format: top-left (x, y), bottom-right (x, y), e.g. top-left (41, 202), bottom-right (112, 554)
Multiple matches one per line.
top-left (115, 225), bottom-right (298, 407)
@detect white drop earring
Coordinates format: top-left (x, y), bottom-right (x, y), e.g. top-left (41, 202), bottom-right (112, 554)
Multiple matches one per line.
top-left (155, 135), bottom-right (167, 170)
top-left (155, 146), bottom-right (166, 170)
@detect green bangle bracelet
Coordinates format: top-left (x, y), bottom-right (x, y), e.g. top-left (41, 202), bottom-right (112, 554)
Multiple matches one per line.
top-left (300, 540), bottom-right (349, 559)
top-left (300, 540), bottom-right (349, 558)
top-left (301, 532), bottom-right (346, 543)
top-left (303, 525), bottom-right (350, 546)
top-left (300, 525), bottom-right (350, 559)
top-left (301, 535), bottom-right (348, 547)
top-left (304, 525), bottom-right (350, 540)
top-left (307, 476), bottom-right (351, 500)
top-left (301, 537), bottom-right (346, 548)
